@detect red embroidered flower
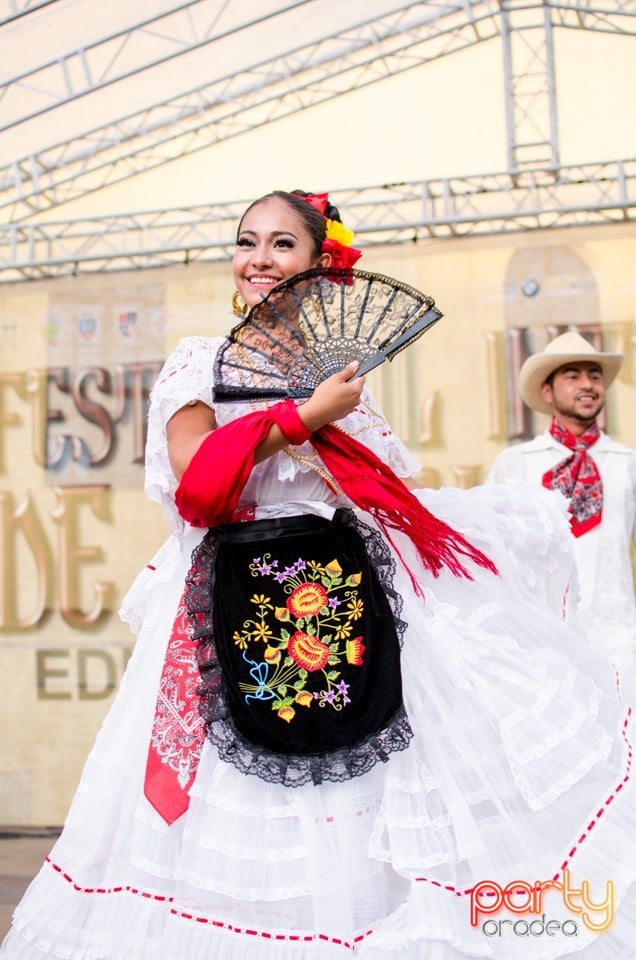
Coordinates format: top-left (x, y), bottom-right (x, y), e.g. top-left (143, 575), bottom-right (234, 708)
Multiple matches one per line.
top-left (345, 636), bottom-right (366, 667)
top-left (287, 582), bottom-right (329, 618)
top-left (288, 631), bottom-right (330, 672)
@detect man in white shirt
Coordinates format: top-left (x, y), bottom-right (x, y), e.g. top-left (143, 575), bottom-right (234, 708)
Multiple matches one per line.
top-left (488, 331), bottom-right (636, 675)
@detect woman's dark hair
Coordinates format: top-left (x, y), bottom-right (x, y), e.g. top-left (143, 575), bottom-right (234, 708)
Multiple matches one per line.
top-left (237, 189), bottom-right (343, 258)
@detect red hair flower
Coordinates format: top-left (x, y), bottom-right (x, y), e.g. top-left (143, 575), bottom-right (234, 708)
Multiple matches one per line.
top-left (300, 191), bottom-right (362, 271)
top-left (322, 238), bottom-right (362, 270)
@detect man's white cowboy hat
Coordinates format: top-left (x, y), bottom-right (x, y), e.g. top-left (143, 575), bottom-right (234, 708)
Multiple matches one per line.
top-left (519, 331), bottom-right (624, 414)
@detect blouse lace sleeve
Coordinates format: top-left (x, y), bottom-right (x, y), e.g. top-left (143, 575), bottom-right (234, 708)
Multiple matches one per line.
top-left (145, 336), bottom-right (224, 534)
top-left (342, 385), bottom-right (421, 477)
top-left (274, 384), bottom-right (421, 484)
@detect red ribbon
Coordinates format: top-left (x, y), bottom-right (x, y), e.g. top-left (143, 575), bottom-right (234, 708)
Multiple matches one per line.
top-left (301, 192), bottom-right (329, 215)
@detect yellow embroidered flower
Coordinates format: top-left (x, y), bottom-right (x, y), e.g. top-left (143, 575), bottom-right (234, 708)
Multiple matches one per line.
top-left (334, 621), bottom-right (353, 641)
top-left (233, 631), bottom-right (248, 650)
top-left (325, 559), bottom-right (343, 577)
top-left (325, 219), bottom-right (354, 247)
top-left (250, 593), bottom-right (273, 609)
top-left (278, 705), bottom-right (296, 723)
top-left (345, 572), bottom-right (362, 586)
top-left (346, 599), bottom-right (364, 621)
top-left (295, 690), bottom-right (313, 708)
top-left (264, 646), bottom-right (281, 664)
top-left (252, 622), bottom-right (273, 643)
top-left (274, 606), bottom-right (291, 621)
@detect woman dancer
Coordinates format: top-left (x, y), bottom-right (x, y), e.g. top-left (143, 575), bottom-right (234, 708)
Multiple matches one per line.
top-left (2, 189), bottom-right (634, 959)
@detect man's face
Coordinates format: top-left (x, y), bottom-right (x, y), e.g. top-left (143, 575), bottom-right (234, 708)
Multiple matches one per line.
top-left (540, 361), bottom-right (605, 425)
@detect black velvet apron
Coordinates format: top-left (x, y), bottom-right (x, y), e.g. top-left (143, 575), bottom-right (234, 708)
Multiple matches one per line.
top-left (184, 509), bottom-right (413, 786)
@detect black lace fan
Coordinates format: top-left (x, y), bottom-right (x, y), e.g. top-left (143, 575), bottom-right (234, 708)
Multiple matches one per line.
top-left (213, 266), bottom-right (442, 401)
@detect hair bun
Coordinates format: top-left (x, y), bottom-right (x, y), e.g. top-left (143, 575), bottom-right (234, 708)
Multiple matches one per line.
top-left (325, 201), bottom-right (342, 223)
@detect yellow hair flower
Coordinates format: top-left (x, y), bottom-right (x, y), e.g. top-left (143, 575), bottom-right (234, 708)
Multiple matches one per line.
top-left (325, 219), bottom-right (354, 247)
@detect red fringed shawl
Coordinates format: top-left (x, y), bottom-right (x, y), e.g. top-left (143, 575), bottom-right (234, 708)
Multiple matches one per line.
top-left (175, 400), bottom-right (497, 595)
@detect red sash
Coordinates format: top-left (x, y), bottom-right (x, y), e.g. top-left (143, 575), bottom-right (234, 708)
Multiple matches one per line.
top-left (143, 594), bottom-right (206, 825)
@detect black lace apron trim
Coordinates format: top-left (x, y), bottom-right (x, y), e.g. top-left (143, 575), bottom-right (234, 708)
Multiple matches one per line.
top-left (184, 508), bottom-right (413, 786)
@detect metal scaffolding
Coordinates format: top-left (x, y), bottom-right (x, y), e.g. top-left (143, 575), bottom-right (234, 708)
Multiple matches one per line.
top-left (0, 0), bottom-right (634, 280)
top-left (0, 0), bottom-right (57, 23)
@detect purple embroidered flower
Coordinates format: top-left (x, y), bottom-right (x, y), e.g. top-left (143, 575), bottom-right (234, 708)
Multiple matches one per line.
top-left (314, 686), bottom-right (350, 709)
top-left (253, 556), bottom-right (278, 576)
top-left (273, 570), bottom-right (287, 584)
top-left (328, 596), bottom-right (341, 610)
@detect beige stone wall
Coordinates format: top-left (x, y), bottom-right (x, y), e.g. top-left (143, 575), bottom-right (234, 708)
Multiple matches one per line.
top-left (1, 222), bottom-right (634, 825)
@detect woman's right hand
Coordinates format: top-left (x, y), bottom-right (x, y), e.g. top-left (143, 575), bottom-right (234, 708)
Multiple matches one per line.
top-left (299, 361), bottom-right (365, 432)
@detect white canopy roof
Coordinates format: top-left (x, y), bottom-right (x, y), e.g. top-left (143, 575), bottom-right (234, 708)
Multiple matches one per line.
top-left (1, 1), bottom-right (635, 278)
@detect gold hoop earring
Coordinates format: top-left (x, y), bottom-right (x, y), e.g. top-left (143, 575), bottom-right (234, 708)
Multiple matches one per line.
top-left (232, 290), bottom-right (248, 318)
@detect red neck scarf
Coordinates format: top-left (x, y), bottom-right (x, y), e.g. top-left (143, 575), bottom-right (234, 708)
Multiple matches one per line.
top-left (542, 417), bottom-right (602, 537)
top-left (175, 400), bottom-right (498, 595)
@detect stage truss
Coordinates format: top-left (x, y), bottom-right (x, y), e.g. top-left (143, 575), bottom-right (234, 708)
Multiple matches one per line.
top-left (0, 0), bottom-right (634, 281)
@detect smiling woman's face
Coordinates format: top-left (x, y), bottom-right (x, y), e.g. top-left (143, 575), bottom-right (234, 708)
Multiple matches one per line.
top-left (233, 196), bottom-right (330, 308)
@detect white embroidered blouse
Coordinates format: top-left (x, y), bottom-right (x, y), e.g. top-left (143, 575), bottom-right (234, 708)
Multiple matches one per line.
top-left (144, 336), bottom-right (421, 539)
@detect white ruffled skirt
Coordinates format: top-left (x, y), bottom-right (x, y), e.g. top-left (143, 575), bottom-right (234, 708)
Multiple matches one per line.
top-left (2, 485), bottom-right (635, 959)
